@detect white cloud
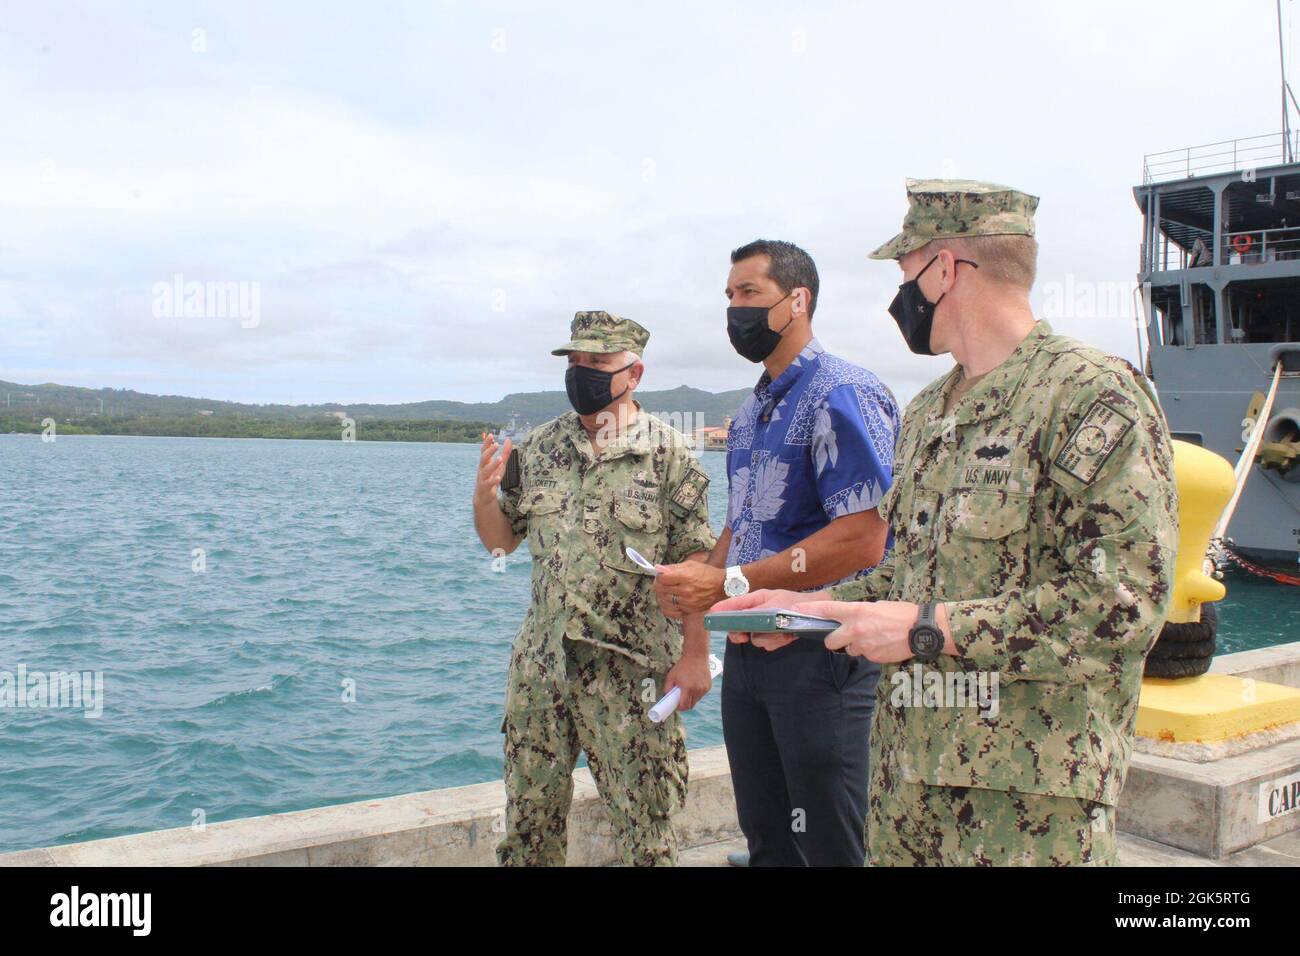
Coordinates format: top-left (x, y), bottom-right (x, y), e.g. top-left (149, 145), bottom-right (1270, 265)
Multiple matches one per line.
top-left (0, 0), bottom-right (1289, 405)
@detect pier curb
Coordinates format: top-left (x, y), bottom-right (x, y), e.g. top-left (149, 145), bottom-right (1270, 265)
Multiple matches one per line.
top-left (0, 746), bottom-right (740, 867)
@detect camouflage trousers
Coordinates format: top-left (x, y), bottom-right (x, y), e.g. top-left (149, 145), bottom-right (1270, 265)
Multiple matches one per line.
top-left (868, 778), bottom-right (1117, 867)
top-left (496, 637), bottom-right (689, 867)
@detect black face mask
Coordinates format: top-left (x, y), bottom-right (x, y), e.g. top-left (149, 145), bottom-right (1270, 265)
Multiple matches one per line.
top-left (887, 256), bottom-right (978, 355)
top-left (565, 360), bottom-right (634, 416)
top-left (727, 291), bottom-right (794, 363)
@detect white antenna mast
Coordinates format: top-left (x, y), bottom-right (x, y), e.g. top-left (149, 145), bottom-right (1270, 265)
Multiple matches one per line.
top-left (1280, 0), bottom-right (1300, 160)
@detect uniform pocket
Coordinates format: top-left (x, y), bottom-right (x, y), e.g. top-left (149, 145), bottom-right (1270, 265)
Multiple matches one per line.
top-left (519, 490), bottom-right (564, 556)
top-left (935, 489), bottom-right (1034, 627)
top-left (613, 495), bottom-right (663, 533)
top-left (950, 490), bottom-right (1031, 540)
top-left (610, 494), bottom-right (664, 566)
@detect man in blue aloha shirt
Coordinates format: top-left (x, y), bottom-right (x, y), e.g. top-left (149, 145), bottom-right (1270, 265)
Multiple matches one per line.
top-left (655, 239), bottom-right (900, 866)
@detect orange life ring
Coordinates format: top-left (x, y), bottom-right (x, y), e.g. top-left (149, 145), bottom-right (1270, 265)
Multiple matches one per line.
top-left (1232, 233), bottom-right (1254, 255)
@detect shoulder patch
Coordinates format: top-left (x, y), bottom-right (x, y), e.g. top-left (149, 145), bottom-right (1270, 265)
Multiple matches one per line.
top-left (671, 464), bottom-right (709, 511)
top-left (1054, 400), bottom-right (1134, 484)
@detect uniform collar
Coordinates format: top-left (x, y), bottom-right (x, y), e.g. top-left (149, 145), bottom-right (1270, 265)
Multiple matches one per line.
top-left (563, 401), bottom-right (654, 463)
top-left (929, 320), bottom-right (1052, 426)
top-left (756, 337), bottom-right (824, 405)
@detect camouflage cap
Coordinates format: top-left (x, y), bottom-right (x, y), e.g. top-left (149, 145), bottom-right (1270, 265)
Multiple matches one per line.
top-left (869, 178), bottom-right (1039, 260)
top-left (551, 310), bottom-right (650, 356)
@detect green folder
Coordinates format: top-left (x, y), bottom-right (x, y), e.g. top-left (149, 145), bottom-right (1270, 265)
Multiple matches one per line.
top-left (703, 609), bottom-right (841, 636)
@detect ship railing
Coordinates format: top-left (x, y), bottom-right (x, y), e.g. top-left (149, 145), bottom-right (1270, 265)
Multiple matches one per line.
top-left (1144, 226), bottom-right (1300, 271)
top-left (1142, 132), bottom-right (1300, 184)
top-left (1222, 226), bottom-right (1300, 265)
top-left (1148, 230), bottom-right (1216, 271)
top-left (1148, 232), bottom-right (1192, 271)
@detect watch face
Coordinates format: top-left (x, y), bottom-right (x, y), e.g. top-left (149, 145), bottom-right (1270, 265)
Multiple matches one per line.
top-left (724, 573), bottom-right (748, 597)
top-left (910, 626), bottom-right (943, 658)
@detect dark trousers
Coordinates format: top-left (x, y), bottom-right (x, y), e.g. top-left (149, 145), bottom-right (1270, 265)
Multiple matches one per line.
top-left (721, 637), bottom-right (877, 866)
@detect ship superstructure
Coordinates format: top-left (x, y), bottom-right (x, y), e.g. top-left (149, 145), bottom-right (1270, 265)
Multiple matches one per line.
top-left (1136, 132), bottom-right (1300, 565)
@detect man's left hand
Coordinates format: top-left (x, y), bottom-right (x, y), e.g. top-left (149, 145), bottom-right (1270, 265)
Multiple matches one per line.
top-left (654, 562), bottom-right (725, 618)
top-left (794, 600), bottom-right (953, 663)
top-left (662, 652), bottom-right (712, 711)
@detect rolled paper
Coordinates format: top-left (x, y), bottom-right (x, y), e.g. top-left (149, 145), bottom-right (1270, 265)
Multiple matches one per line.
top-left (648, 654), bottom-right (723, 723)
top-left (648, 687), bottom-right (682, 723)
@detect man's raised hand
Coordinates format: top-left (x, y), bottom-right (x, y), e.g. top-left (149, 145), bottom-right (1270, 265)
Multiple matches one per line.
top-left (475, 433), bottom-right (512, 504)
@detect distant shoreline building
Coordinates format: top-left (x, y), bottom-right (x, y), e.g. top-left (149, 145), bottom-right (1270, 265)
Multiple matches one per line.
top-left (695, 418), bottom-right (730, 452)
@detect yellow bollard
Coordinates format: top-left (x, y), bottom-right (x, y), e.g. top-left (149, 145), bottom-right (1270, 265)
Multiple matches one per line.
top-left (1165, 440), bottom-right (1233, 624)
top-left (1137, 440), bottom-right (1300, 743)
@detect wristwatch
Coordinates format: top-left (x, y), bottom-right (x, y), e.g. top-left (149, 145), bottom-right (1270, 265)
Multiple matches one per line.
top-left (723, 565), bottom-right (751, 598)
top-left (908, 602), bottom-right (944, 663)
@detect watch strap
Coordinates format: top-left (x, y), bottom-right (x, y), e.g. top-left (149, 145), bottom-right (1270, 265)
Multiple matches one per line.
top-left (916, 601), bottom-right (936, 629)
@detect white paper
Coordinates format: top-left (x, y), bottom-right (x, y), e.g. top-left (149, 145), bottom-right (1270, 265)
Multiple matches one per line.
top-left (648, 654), bottom-right (723, 722)
top-left (648, 687), bottom-right (681, 723)
top-left (624, 546), bottom-right (658, 575)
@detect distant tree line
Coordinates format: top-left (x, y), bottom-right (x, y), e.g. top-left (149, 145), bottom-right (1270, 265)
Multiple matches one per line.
top-left (0, 413), bottom-right (498, 444)
top-left (0, 379), bottom-right (747, 427)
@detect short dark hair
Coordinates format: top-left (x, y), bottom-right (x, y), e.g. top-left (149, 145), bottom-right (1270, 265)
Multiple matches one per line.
top-left (730, 239), bottom-right (819, 317)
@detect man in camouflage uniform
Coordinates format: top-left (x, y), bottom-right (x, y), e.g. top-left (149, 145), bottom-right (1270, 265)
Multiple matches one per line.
top-left (472, 311), bottom-right (717, 866)
top-left (712, 180), bottom-right (1178, 865)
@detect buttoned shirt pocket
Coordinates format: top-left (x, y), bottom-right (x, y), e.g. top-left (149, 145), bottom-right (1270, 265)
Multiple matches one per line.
top-left (599, 496), bottom-right (668, 654)
top-left (520, 489), bottom-right (565, 557)
top-left (942, 489), bottom-right (1033, 588)
top-left (609, 493), bottom-right (665, 566)
top-left (950, 489), bottom-right (1031, 539)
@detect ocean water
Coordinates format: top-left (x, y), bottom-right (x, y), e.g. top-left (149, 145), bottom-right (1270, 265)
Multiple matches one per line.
top-left (0, 433), bottom-right (1296, 854)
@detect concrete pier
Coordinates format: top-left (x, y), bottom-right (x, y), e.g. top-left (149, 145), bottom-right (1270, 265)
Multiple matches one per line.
top-left (1118, 639), bottom-right (1300, 857)
top-left (0, 748), bottom-right (741, 867)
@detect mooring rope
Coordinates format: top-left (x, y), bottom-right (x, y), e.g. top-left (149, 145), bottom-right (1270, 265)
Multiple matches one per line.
top-left (1221, 544), bottom-right (1300, 586)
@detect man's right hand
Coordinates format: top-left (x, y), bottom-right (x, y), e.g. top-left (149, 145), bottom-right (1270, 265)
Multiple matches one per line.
top-left (708, 588), bottom-right (831, 652)
top-left (475, 433), bottom-right (512, 504)
top-left (653, 561), bottom-right (725, 618)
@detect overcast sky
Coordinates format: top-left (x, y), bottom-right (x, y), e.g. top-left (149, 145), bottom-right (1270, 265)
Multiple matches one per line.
top-left (2, 0), bottom-right (1296, 407)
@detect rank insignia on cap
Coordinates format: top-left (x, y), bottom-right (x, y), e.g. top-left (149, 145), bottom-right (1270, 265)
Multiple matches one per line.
top-left (1055, 401), bottom-right (1134, 484)
top-left (551, 310), bottom-right (650, 356)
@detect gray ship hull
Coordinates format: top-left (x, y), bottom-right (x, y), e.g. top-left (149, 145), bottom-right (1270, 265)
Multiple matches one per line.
top-left (1152, 341), bottom-right (1300, 567)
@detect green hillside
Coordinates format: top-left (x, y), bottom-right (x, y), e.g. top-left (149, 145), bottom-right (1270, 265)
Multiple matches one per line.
top-left (0, 380), bottom-right (752, 440)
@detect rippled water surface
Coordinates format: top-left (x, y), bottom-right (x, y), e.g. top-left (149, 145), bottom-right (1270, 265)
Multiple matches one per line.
top-left (0, 433), bottom-right (1293, 853)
